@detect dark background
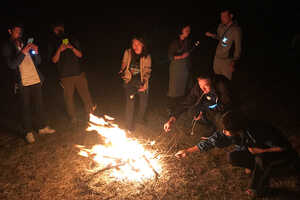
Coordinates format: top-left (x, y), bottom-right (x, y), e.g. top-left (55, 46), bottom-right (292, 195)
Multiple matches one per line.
top-left (1, 1), bottom-right (300, 124)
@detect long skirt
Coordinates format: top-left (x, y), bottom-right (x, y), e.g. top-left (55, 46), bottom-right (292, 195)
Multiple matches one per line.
top-left (167, 59), bottom-right (190, 98)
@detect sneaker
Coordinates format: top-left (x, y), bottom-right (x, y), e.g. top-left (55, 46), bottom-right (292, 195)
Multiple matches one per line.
top-left (38, 126), bottom-right (56, 135)
top-left (26, 132), bottom-right (35, 143)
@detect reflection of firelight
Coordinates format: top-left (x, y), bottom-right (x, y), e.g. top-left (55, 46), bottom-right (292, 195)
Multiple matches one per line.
top-left (77, 114), bottom-right (162, 182)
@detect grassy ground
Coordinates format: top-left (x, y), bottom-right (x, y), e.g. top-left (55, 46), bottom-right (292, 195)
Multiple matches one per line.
top-left (1, 26), bottom-right (300, 200)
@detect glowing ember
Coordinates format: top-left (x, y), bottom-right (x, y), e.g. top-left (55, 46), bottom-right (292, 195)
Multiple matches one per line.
top-left (77, 114), bottom-right (162, 182)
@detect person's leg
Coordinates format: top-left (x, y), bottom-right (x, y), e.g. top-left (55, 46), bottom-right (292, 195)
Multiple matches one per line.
top-left (250, 151), bottom-right (299, 195)
top-left (31, 83), bottom-right (56, 134)
top-left (19, 85), bottom-right (35, 143)
top-left (124, 85), bottom-right (135, 132)
top-left (60, 76), bottom-right (76, 121)
top-left (19, 85), bottom-right (33, 134)
top-left (31, 83), bottom-right (45, 130)
top-left (75, 73), bottom-right (95, 121)
top-left (137, 91), bottom-right (149, 123)
top-left (228, 149), bottom-right (255, 170)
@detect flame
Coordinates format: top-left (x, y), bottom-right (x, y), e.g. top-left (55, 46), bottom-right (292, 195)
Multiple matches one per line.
top-left (77, 114), bottom-right (162, 182)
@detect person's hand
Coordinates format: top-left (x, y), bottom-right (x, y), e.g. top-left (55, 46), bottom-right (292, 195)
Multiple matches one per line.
top-left (30, 44), bottom-right (39, 54)
top-left (175, 149), bottom-right (188, 158)
top-left (66, 43), bottom-right (75, 50)
top-left (163, 117), bottom-right (176, 132)
top-left (205, 32), bottom-right (216, 38)
top-left (138, 84), bottom-right (147, 92)
top-left (21, 43), bottom-right (32, 54)
top-left (58, 44), bottom-right (67, 53)
top-left (181, 52), bottom-right (189, 59)
top-left (193, 112), bottom-right (203, 121)
top-left (248, 147), bottom-right (266, 155)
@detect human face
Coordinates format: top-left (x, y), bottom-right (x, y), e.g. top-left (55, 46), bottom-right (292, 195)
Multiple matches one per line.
top-left (197, 78), bottom-right (211, 94)
top-left (180, 25), bottom-right (191, 40)
top-left (132, 39), bottom-right (144, 55)
top-left (53, 26), bottom-right (65, 36)
top-left (8, 27), bottom-right (22, 40)
top-left (220, 11), bottom-right (233, 25)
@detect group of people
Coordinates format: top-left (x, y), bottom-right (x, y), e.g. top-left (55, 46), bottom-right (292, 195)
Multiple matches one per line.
top-left (1, 8), bottom-right (299, 198)
top-left (2, 22), bottom-right (96, 143)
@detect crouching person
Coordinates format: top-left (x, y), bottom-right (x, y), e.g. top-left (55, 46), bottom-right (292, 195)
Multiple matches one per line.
top-left (175, 111), bottom-right (300, 198)
top-left (2, 23), bottom-right (56, 143)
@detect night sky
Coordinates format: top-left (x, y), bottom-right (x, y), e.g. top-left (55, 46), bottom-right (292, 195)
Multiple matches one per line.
top-left (0, 1), bottom-right (299, 76)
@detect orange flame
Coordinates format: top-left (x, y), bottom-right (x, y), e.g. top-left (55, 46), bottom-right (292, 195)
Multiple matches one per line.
top-left (77, 114), bottom-right (162, 181)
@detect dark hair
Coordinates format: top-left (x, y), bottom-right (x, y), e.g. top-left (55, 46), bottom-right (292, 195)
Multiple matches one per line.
top-left (196, 71), bottom-right (212, 80)
top-left (131, 36), bottom-right (149, 57)
top-left (8, 23), bottom-right (24, 30)
top-left (177, 23), bottom-right (191, 35)
top-left (222, 110), bottom-right (246, 132)
top-left (51, 21), bottom-right (65, 30)
top-left (220, 8), bottom-right (237, 20)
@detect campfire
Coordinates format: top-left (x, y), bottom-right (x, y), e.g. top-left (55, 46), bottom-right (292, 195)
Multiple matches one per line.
top-left (76, 114), bottom-right (162, 182)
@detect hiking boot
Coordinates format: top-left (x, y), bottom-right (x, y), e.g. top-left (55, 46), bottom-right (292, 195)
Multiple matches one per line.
top-left (38, 126), bottom-right (56, 135)
top-left (26, 132), bottom-right (35, 143)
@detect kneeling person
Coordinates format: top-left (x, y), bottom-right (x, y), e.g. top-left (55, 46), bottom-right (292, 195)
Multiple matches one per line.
top-left (164, 73), bottom-right (232, 134)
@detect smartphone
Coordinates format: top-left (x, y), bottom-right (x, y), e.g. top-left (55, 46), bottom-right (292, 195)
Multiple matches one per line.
top-left (62, 38), bottom-right (69, 45)
top-left (27, 38), bottom-right (34, 44)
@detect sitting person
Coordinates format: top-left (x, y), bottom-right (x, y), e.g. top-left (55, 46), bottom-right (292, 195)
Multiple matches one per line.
top-left (164, 73), bottom-right (232, 135)
top-left (175, 111), bottom-right (300, 198)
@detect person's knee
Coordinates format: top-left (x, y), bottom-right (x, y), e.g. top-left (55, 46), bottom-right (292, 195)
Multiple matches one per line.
top-left (227, 151), bottom-right (239, 166)
top-left (254, 155), bottom-right (264, 169)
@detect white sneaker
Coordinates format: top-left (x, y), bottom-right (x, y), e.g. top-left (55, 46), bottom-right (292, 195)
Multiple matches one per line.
top-left (26, 132), bottom-right (35, 143)
top-left (39, 126), bottom-right (56, 135)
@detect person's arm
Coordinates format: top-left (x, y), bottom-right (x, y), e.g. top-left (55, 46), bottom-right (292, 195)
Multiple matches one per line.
top-left (168, 40), bottom-right (177, 61)
top-left (248, 147), bottom-right (284, 154)
top-left (175, 131), bottom-right (230, 158)
top-left (139, 55), bottom-right (152, 92)
top-left (171, 83), bottom-right (199, 119)
top-left (2, 42), bottom-right (26, 70)
top-left (232, 27), bottom-right (242, 62)
top-left (119, 49), bottom-right (129, 73)
top-left (205, 25), bottom-right (221, 40)
top-left (68, 42), bottom-right (82, 58)
top-left (52, 44), bottom-right (66, 63)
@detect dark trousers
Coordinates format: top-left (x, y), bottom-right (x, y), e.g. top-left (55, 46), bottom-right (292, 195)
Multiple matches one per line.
top-left (228, 149), bottom-right (298, 192)
top-left (19, 83), bottom-right (45, 134)
top-left (124, 87), bottom-right (148, 131)
top-left (60, 72), bottom-right (94, 121)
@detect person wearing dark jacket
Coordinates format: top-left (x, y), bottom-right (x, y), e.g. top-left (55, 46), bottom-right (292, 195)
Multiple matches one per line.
top-left (166, 24), bottom-right (193, 113)
top-left (1, 23), bottom-right (56, 143)
top-left (164, 73), bottom-right (232, 134)
top-left (48, 22), bottom-right (96, 127)
top-left (175, 111), bottom-right (300, 198)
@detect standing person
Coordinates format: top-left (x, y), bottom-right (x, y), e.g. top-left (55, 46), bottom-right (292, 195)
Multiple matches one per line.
top-left (175, 111), bottom-right (300, 198)
top-left (205, 9), bottom-right (242, 80)
top-left (167, 24), bottom-right (193, 114)
top-left (1, 23), bottom-right (56, 143)
top-left (49, 22), bottom-right (96, 127)
top-left (119, 36), bottom-right (151, 134)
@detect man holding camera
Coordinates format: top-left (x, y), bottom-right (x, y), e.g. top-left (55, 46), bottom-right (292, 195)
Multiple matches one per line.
top-left (1, 23), bottom-right (56, 143)
top-left (49, 22), bottom-right (96, 128)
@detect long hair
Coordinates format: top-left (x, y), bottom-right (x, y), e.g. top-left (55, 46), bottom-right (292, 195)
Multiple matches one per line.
top-left (130, 36), bottom-right (149, 58)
